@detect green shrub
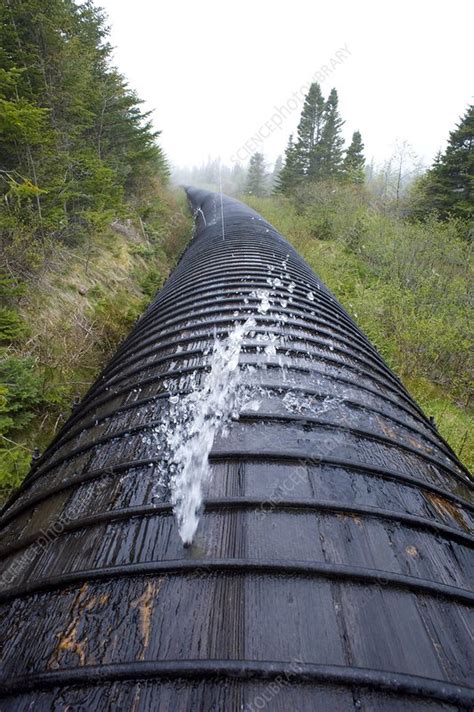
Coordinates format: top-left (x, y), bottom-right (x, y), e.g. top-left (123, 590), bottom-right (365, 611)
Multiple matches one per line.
top-left (89, 289), bottom-right (142, 353)
top-left (246, 186), bottom-right (473, 469)
top-left (0, 307), bottom-right (27, 342)
top-left (0, 444), bottom-right (31, 494)
top-left (0, 354), bottom-right (45, 495)
top-left (0, 355), bottom-right (44, 431)
top-left (137, 266), bottom-right (166, 299)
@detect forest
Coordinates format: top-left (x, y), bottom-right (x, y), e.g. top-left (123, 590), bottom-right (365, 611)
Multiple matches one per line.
top-left (0, 0), bottom-right (472, 501)
top-left (0, 0), bottom-right (191, 495)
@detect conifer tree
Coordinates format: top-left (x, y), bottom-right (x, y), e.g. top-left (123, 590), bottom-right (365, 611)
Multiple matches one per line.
top-left (295, 82), bottom-right (325, 177)
top-left (246, 152), bottom-right (267, 196)
top-left (413, 105), bottom-right (473, 219)
top-left (274, 136), bottom-right (300, 194)
top-left (318, 88), bottom-right (345, 180)
top-left (271, 155), bottom-right (283, 188)
top-left (342, 130), bottom-right (365, 183)
top-left (0, 0), bottom-right (168, 245)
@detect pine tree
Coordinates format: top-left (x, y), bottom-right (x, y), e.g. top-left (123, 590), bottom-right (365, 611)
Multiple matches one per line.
top-left (246, 152), bottom-right (267, 196)
top-left (274, 136), bottom-right (300, 194)
top-left (295, 82), bottom-right (325, 177)
top-left (318, 88), bottom-right (345, 180)
top-left (342, 130), bottom-right (365, 183)
top-left (413, 105), bottom-right (473, 219)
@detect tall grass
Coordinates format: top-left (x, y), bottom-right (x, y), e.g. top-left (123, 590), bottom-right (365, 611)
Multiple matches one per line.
top-left (246, 184), bottom-right (473, 470)
top-left (0, 188), bottom-right (192, 497)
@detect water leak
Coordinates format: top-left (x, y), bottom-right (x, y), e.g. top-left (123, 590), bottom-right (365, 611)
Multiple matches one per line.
top-left (250, 289), bottom-right (272, 314)
top-left (149, 263), bottom-right (344, 547)
top-left (160, 316), bottom-right (257, 546)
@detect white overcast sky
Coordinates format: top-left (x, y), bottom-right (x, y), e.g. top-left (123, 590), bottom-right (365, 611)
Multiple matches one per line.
top-left (96, 0), bottom-right (473, 170)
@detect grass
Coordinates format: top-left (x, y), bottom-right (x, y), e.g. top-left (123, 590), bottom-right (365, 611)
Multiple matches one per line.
top-left (0, 187), bottom-right (192, 499)
top-left (245, 190), bottom-right (473, 472)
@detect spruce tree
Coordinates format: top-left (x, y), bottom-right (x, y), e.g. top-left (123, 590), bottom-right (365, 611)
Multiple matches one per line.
top-left (270, 155), bottom-right (283, 191)
top-left (342, 130), bottom-right (365, 183)
top-left (0, 0), bottom-right (168, 244)
top-left (274, 136), bottom-right (300, 194)
top-left (414, 105), bottom-right (473, 219)
top-left (295, 82), bottom-right (325, 177)
top-left (318, 88), bottom-right (345, 180)
top-left (246, 152), bottom-right (267, 196)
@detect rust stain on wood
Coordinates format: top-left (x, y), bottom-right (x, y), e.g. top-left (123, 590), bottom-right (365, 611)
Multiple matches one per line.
top-left (131, 578), bottom-right (162, 660)
top-left (425, 492), bottom-right (471, 532)
top-left (337, 512), bottom-right (363, 526)
top-left (49, 583), bottom-right (89, 668)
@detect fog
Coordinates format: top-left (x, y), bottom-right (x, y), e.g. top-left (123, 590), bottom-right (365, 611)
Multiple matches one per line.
top-left (97, 0), bottom-right (473, 171)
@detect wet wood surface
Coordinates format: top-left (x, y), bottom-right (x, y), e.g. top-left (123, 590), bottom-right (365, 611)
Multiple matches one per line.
top-left (0, 189), bottom-right (472, 710)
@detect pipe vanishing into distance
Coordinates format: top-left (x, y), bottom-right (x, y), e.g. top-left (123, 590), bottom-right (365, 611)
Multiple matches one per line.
top-left (0, 188), bottom-right (472, 710)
